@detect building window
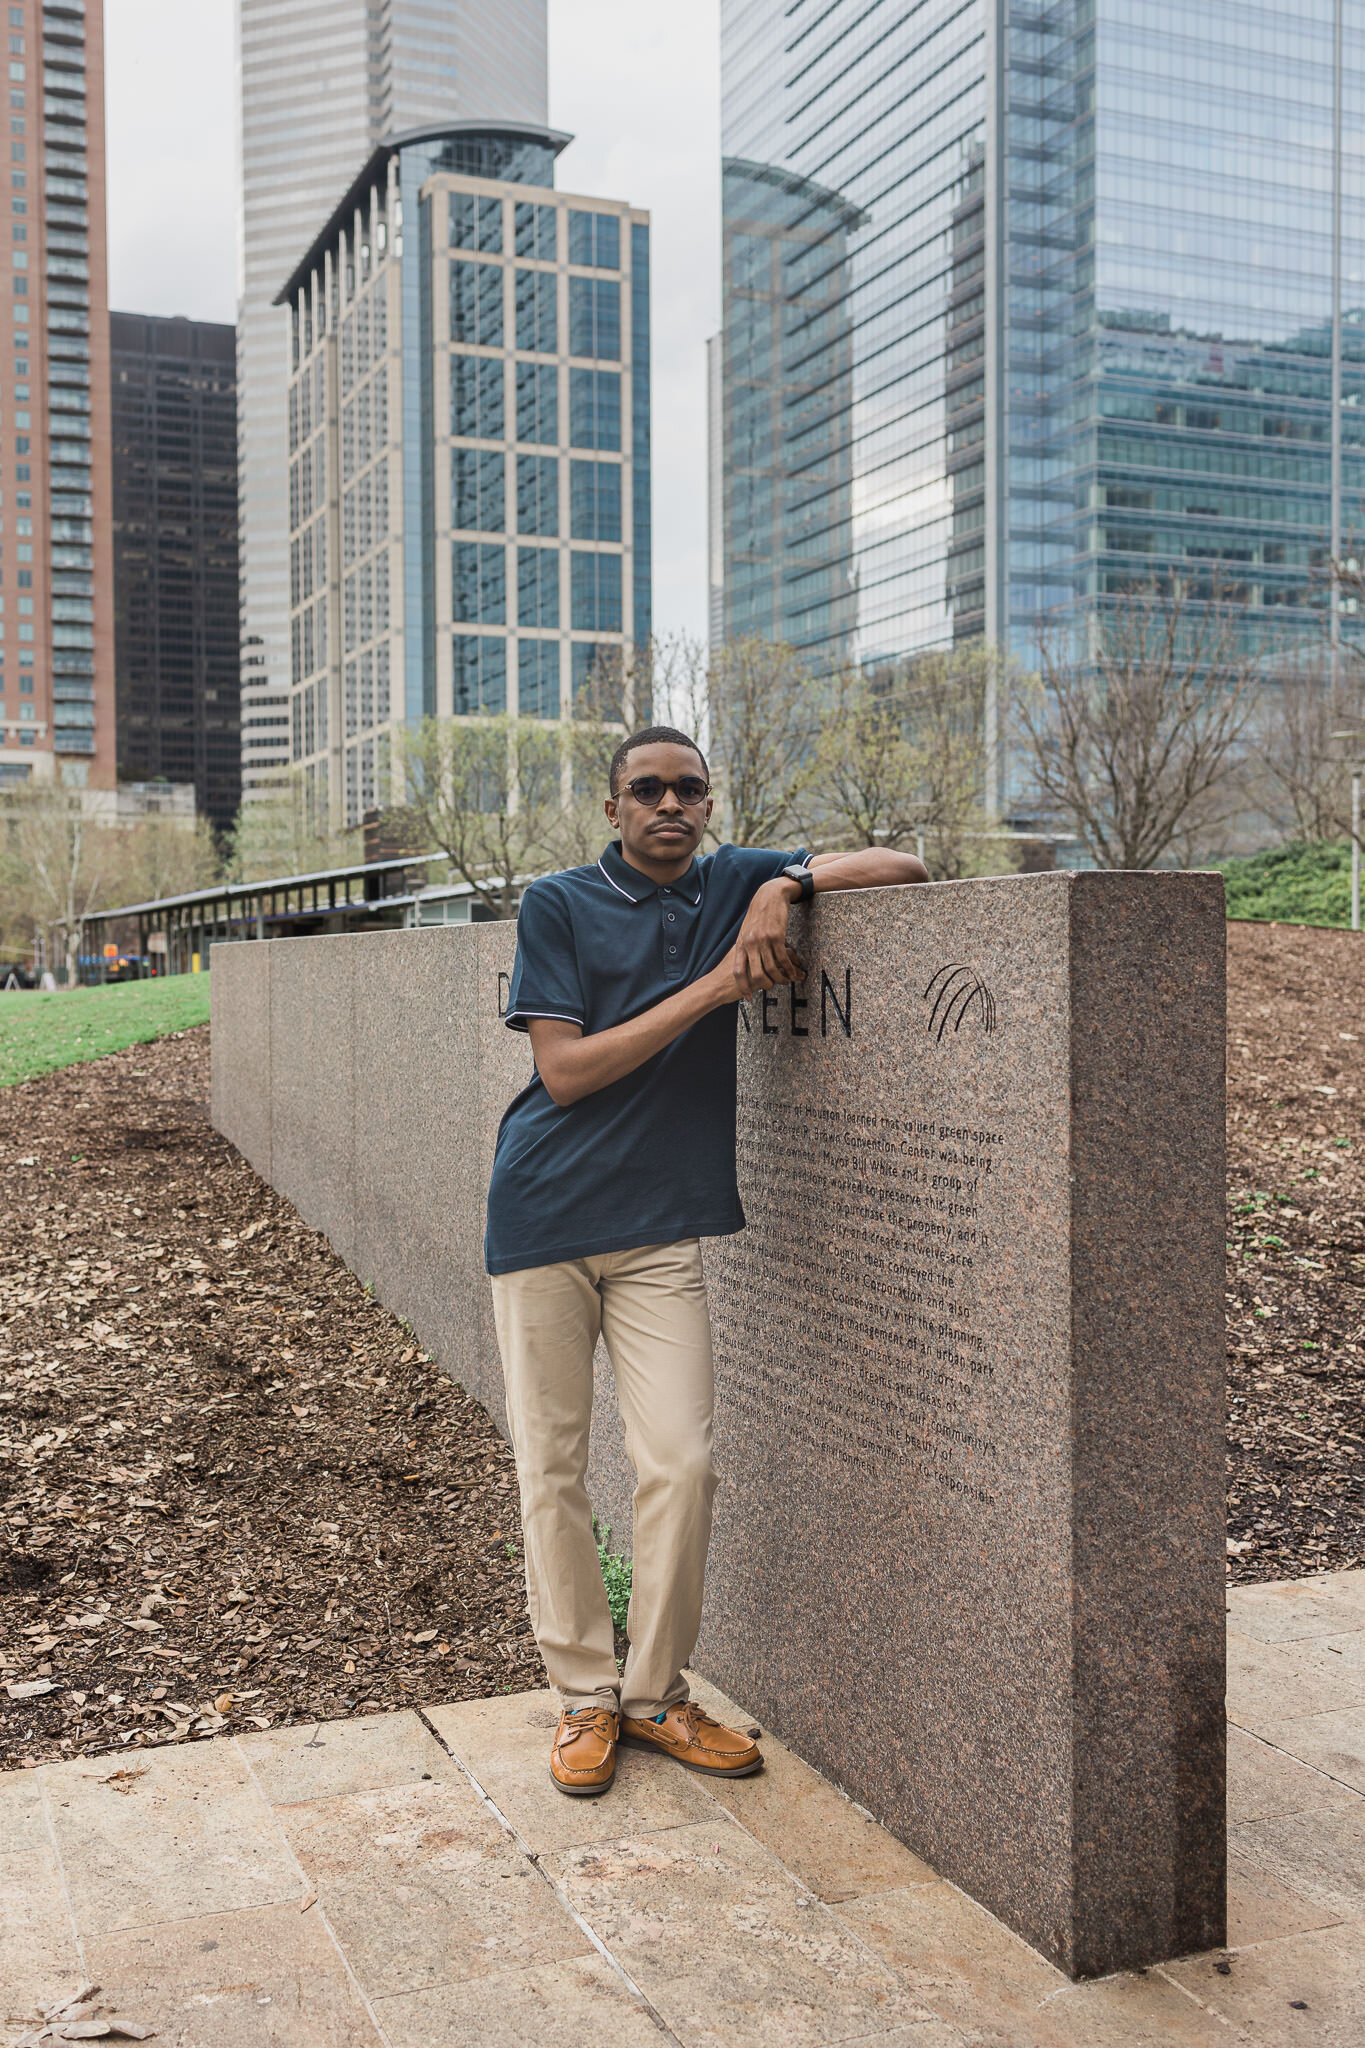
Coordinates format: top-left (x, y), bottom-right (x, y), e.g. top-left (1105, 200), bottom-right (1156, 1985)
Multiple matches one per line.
top-left (517, 545), bottom-right (559, 628)
top-left (452, 632), bottom-right (507, 715)
top-left (515, 267), bottom-right (557, 354)
top-left (452, 446), bottom-right (505, 533)
top-left (453, 540), bottom-right (507, 624)
top-left (570, 460), bottom-right (622, 542)
top-left (517, 638), bottom-right (560, 718)
top-left (571, 641), bottom-right (608, 700)
top-left (569, 276), bottom-right (620, 360)
top-left (569, 367), bottom-right (621, 450)
top-left (450, 192), bottom-right (503, 254)
top-left (451, 351), bottom-right (504, 439)
top-left (515, 360), bottom-right (557, 446)
top-left (516, 453), bottom-right (558, 536)
top-left (450, 259), bottom-right (503, 348)
top-left (569, 210), bottom-right (620, 271)
top-left (514, 200), bottom-right (556, 260)
top-left (571, 551), bottom-right (622, 631)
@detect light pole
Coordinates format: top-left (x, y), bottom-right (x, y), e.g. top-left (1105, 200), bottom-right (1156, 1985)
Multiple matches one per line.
top-left (1332, 729), bottom-right (1363, 931)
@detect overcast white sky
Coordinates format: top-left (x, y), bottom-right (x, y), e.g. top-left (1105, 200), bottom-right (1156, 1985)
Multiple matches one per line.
top-left (103, 0), bottom-right (720, 641)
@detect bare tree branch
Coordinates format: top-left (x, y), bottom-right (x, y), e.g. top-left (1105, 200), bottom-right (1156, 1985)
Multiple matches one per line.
top-left (1013, 585), bottom-right (1261, 868)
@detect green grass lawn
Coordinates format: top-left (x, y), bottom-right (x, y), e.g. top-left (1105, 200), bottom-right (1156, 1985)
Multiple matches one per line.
top-left (1216, 839), bottom-right (1356, 930)
top-left (0, 976), bottom-right (211, 1087)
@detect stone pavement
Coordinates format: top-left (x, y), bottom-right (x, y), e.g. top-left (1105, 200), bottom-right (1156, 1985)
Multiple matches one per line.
top-left (2, 1570), bottom-right (1363, 2047)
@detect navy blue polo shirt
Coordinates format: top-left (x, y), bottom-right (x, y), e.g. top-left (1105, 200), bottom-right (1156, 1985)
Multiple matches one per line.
top-left (484, 839), bottom-right (806, 1275)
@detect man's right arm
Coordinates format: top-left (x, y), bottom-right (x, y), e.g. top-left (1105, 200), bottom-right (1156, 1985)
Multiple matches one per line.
top-left (528, 943), bottom-right (781, 1108)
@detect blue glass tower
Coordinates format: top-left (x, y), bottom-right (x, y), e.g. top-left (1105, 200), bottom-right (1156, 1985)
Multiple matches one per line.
top-left (718, 0), bottom-right (1365, 797)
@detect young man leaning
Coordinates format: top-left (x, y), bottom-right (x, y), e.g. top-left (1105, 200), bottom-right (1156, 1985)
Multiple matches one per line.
top-left (485, 726), bottom-right (928, 1794)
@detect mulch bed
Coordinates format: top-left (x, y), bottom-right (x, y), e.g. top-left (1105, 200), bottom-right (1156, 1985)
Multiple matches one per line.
top-left (1225, 921), bottom-right (1365, 1584)
top-left (0, 1028), bottom-right (543, 1769)
top-left (0, 921), bottom-right (1362, 1766)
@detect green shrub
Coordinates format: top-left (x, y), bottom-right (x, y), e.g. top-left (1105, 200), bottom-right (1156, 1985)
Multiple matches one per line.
top-left (1216, 840), bottom-right (1355, 930)
top-left (593, 1519), bottom-right (632, 1635)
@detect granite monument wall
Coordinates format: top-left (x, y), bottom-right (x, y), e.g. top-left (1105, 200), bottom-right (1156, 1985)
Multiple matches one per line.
top-left (210, 871), bottom-right (1227, 1977)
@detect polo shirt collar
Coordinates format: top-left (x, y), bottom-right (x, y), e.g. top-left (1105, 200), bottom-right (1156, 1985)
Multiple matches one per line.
top-left (598, 841), bottom-right (703, 906)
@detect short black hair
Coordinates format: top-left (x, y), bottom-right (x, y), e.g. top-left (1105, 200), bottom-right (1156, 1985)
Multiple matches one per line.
top-left (609, 725), bottom-right (709, 796)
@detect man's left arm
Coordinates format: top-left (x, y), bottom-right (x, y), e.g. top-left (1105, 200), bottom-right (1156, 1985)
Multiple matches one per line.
top-left (734, 847), bottom-right (929, 992)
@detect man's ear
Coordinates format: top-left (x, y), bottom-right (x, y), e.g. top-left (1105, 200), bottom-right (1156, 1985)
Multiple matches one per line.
top-left (604, 794), bottom-right (620, 828)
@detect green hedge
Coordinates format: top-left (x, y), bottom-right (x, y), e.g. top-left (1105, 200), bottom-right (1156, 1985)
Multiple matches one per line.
top-left (1217, 840), bottom-right (1355, 929)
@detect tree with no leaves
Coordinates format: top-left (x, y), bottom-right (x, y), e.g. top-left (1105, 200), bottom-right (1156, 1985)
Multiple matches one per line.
top-left (805, 643), bottom-right (1004, 877)
top-left (392, 647), bottom-right (649, 914)
top-left (1012, 585), bottom-right (1261, 869)
top-left (227, 771), bottom-right (361, 884)
top-left (0, 782), bottom-right (111, 984)
top-left (395, 715), bottom-right (566, 920)
top-left (0, 784), bottom-right (222, 982)
top-left (1251, 656), bottom-right (1364, 845)
top-left (706, 634), bottom-right (821, 846)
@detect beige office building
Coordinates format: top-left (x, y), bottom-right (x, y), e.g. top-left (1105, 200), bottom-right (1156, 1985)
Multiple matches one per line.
top-left (278, 123), bottom-right (651, 830)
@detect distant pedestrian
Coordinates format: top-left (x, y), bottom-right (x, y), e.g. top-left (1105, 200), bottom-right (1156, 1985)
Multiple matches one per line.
top-left (486, 726), bottom-right (927, 1794)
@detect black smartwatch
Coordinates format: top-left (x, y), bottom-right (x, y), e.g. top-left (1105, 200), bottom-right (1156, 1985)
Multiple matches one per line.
top-left (782, 862), bottom-right (816, 903)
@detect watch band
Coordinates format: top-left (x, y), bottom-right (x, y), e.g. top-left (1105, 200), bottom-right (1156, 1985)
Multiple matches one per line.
top-left (783, 863), bottom-right (816, 903)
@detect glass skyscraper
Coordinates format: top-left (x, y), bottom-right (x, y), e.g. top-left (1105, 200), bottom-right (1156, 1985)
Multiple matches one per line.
top-left (235, 0), bottom-right (548, 799)
top-left (716, 0), bottom-right (1365, 800)
top-left (110, 314), bottom-right (240, 830)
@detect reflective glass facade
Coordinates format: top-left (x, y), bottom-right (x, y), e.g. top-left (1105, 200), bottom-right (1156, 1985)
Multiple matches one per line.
top-left (718, 0), bottom-right (1365, 703)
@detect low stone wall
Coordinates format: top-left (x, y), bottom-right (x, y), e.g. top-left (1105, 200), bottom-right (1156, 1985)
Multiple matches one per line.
top-left (210, 870), bottom-right (1227, 1978)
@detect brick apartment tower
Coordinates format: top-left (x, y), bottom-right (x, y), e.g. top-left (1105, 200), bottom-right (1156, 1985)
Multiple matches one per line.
top-left (0, 0), bottom-right (112, 787)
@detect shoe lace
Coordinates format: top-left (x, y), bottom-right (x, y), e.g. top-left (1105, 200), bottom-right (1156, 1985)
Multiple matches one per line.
top-left (675, 1701), bottom-right (718, 1737)
top-left (561, 1706), bottom-right (616, 1744)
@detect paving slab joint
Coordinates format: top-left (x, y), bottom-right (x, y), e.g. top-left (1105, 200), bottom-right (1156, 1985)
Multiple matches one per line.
top-left (35, 1762), bottom-right (87, 1976)
top-left (414, 1706), bottom-right (685, 2045)
top-left (229, 1733), bottom-right (396, 2048)
top-left (1236, 1722), bottom-right (1365, 1803)
top-left (1150, 1963), bottom-right (1244, 2032)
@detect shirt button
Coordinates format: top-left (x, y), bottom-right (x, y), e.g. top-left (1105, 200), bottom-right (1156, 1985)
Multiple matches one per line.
top-left (662, 887), bottom-right (672, 895)
top-left (666, 911), bottom-right (676, 923)
top-left (668, 944), bottom-right (677, 955)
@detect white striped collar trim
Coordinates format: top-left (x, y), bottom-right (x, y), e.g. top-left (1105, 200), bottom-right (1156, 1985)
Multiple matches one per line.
top-left (597, 858), bottom-right (636, 902)
top-left (597, 849), bottom-right (704, 906)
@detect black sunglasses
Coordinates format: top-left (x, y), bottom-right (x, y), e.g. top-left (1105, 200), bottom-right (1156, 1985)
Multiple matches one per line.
top-left (621, 774), bottom-right (711, 807)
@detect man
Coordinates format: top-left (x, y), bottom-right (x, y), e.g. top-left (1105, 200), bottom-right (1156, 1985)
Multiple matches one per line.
top-left (486, 726), bottom-right (928, 1795)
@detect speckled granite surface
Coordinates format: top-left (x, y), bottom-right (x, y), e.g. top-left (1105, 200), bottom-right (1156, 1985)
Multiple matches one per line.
top-left (209, 872), bottom-right (1227, 1977)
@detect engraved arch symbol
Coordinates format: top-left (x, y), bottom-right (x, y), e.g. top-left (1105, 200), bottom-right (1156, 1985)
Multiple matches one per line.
top-left (923, 962), bottom-right (998, 1042)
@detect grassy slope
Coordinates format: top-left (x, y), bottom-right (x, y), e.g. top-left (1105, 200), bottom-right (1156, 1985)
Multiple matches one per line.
top-left (1217, 840), bottom-right (1355, 929)
top-left (0, 976), bottom-right (211, 1087)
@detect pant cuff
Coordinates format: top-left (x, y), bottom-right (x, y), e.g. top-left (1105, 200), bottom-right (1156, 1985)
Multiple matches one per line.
top-left (559, 1687), bottom-right (621, 1715)
top-left (621, 1680), bottom-right (691, 1721)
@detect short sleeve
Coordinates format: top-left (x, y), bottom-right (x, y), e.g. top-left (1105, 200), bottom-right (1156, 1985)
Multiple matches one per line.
top-left (725, 845), bottom-right (809, 887)
top-left (504, 882), bottom-right (586, 1034)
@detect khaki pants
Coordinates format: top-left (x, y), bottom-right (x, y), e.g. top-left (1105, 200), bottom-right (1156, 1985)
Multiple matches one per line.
top-left (490, 1239), bottom-right (717, 1718)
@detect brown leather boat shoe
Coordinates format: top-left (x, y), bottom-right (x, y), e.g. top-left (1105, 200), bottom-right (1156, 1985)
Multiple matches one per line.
top-left (620, 1701), bottom-right (763, 1777)
top-left (549, 1705), bottom-right (618, 1796)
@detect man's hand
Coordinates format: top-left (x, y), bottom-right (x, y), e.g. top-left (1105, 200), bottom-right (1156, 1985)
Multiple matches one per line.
top-left (730, 877), bottom-right (806, 996)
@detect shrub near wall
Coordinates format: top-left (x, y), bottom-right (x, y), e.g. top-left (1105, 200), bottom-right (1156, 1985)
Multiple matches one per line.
top-left (1219, 841), bottom-right (1355, 929)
